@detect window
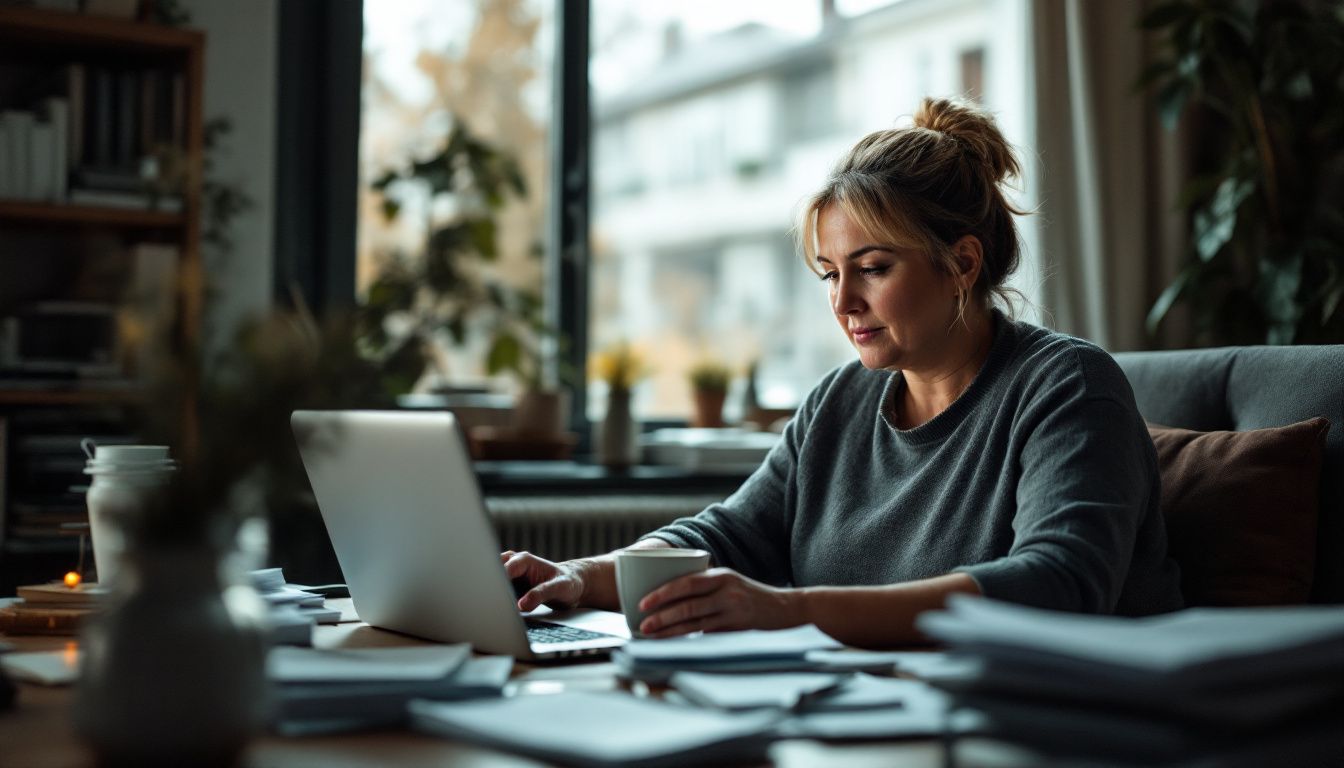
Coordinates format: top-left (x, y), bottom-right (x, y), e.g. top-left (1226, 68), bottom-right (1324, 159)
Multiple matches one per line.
top-left (353, 0), bottom-right (1036, 422)
top-left (588, 0), bottom-right (1033, 420)
top-left (357, 0), bottom-right (555, 391)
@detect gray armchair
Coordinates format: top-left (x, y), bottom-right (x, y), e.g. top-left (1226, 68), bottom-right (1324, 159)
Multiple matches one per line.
top-left (1114, 346), bottom-right (1344, 604)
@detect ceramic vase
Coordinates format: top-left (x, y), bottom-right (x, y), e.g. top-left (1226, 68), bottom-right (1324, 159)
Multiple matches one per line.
top-left (597, 388), bottom-right (640, 469)
top-left (74, 521), bottom-right (269, 768)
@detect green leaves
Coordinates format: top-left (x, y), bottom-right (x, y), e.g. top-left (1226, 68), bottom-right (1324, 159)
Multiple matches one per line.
top-left (1259, 251), bottom-right (1303, 344)
top-left (486, 332), bottom-right (523, 377)
top-left (1140, 0), bottom-right (1344, 345)
top-left (360, 116), bottom-right (549, 393)
top-left (1146, 261), bottom-right (1197, 337)
top-left (1193, 177), bottom-right (1255, 261)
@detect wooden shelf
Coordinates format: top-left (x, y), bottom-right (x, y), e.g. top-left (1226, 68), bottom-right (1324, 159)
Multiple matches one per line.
top-left (0, 199), bottom-right (184, 229)
top-left (0, 6), bottom-right (202, 55)
top-left (0, 387), bottom-right (143, 406)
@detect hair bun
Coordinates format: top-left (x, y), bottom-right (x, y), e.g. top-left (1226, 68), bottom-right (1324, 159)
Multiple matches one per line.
top-left (913, 97), bottom-right (1020, 184)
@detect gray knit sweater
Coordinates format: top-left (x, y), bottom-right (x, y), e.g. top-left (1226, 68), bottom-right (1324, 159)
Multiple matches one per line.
top-left (644, 312), bottom-right (1183, 616)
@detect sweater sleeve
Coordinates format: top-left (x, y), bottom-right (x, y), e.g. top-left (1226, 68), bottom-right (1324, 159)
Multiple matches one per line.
top-left (955, 352), bottom-right (1159, 613)
top-left (636, 367), bottom-right (840, 586)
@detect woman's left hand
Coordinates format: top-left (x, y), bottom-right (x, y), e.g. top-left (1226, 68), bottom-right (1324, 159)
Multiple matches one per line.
top-left (637, 567), bottom-right (803, 638)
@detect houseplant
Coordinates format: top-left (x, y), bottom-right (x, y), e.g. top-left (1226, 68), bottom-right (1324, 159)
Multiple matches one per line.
top-left (1140, 0), bottom-right (1344, 345)
top-left (688, 359), bottom-right (732, 428)
top-left (74, 307), bottom-right (388, 765)
top-left (360, 121), bottom-right (551, 391)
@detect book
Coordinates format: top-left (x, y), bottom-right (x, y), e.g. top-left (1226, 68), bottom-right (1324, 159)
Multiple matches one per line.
top-left (16, 582), bottom-right (106, 607)
top-left (0, 602), bottom-right (93, 635)
top-left (67, 187), bottom-right (183, 212)
top-left (40, 97), bottom-right (69, 202)
top-left (66, 64), bottom-right (84, 169)
top-left (28, 121), bottom-right (55, 200)
top-left (87, 67), bottom-right (115, 169)
top-left (114, 69), bottom-right (136, 170)
top-left (0, 110), bottom-right (34, 199)
top-left (0, 118), bottom-right (10, 199)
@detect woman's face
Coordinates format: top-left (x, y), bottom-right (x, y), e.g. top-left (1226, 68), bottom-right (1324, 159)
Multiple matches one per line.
top-left (815, 205), bottom-right (959, 372)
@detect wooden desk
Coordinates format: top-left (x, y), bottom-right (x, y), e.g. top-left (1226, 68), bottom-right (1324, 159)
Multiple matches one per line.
top-left (0, 603), bottom-right (973, 768)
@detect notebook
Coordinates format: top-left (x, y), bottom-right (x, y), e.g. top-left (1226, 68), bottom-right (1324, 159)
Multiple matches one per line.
top-left (291, 410), bottom-right (628, 660)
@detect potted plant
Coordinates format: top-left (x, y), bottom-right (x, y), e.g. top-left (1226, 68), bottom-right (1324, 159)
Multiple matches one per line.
top-left (360, 121), bottom-right (565, 432)
top-left (74, 306), bottom-right (387, 766)
top-left (688, 359), bottom-right (732, 429)
top-left (1139, 0), bottom-right (1344, 345)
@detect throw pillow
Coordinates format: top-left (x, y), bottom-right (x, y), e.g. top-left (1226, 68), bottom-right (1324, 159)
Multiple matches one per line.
top-left (1148, 417), bottom-right (1330, 607)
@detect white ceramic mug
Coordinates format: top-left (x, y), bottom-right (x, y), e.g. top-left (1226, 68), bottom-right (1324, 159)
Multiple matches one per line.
top-left (83, 442), bottom-right (176, 588)
top-left (615, 548), bottom-right (710, 637)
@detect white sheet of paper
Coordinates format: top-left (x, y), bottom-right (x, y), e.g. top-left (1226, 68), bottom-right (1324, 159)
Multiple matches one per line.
top-left (1, 649), bottom-right (82, 685)
top-left (671, 670), bottom-right (844, 710)
top-left (624, 624), bottom-right (842, 661)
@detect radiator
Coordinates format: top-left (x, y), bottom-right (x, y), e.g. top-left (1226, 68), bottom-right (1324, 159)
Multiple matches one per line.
top-left (485, 494), bottom-right (722, 562)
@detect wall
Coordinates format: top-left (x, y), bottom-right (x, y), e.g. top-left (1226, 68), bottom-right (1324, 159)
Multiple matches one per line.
top-left (181, 0), bottom-right (277, 351)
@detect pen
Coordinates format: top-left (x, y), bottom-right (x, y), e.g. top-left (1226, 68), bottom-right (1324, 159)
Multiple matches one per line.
top-left (788, 673), bottom-right (853, 713)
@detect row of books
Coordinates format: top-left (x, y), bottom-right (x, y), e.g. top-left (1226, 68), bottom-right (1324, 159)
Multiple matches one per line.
top-left (0, 63), bottom-right (186, 209)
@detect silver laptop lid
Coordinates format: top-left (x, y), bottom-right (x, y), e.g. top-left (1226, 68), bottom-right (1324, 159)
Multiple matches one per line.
top-left (291, 410), bottom-right (535, 657)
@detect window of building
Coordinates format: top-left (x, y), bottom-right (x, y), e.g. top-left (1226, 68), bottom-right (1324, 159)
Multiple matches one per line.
top-left (588, 0), bottom-right (1033, 420)
top-left (354, 0), bottom-right (1036, 423)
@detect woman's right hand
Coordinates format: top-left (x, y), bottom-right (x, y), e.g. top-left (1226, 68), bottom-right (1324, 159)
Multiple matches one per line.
top-left (500, 550), bottom-right (587, 612)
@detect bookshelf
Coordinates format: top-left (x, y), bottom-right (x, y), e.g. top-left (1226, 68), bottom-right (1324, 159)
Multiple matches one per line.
top-left (0, 5), bottom-right (204, 594)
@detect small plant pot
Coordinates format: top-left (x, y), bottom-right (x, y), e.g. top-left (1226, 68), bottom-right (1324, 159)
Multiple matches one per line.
top-left (691, 389), bottom-right (728, 428)
top-left (512, 388), bottom-right (570, 437)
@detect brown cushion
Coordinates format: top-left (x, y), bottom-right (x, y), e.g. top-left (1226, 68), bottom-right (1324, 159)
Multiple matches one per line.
top-left (1148, 417), bottom-right (1329, 607)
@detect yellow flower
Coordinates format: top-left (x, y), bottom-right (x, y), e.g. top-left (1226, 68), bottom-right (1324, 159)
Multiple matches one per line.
top-left (590, 340), bottom-right (651, 392)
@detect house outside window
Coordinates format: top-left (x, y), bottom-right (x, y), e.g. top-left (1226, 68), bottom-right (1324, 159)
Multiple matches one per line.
top-left (590, 0), bottom-right (1030, 420)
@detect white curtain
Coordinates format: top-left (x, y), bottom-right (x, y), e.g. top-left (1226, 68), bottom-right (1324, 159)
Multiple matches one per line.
top-left (1030, 0), bottom-right (1188, 351)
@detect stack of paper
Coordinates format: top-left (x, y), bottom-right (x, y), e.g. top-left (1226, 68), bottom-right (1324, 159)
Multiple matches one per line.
top-left (411, 691), bottom-right (777, 767)
top-left (267, 644), bottom-right (510, 734)
top-left (612, 624), bottom-right (843, 682)
top-left (0, 582), bottom-right (106, 635)
top-left (917, 596), bottom-right (1344, 765)
top-left (250, 568), bottom-right (342, 646)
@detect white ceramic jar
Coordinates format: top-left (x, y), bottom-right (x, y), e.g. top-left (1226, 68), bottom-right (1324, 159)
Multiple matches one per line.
top-left (82, 442), bottom-right (176, 587)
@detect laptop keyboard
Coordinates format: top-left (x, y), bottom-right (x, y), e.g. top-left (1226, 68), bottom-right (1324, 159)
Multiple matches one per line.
top-left (525, 619), bottom-right (612, 645)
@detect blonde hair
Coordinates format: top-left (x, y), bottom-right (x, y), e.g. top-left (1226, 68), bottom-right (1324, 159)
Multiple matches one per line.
top-left (798, 97), bottom-right (1028, 318)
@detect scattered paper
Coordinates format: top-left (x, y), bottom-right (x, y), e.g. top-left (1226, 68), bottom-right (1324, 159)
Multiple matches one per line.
top-left (671, 671), bottom-right (845, 710)
top-left (267, 644), bottom-right (469, 683)
top-left (1, 649), bottom-right (82, 685)
top-left (624, 624), bottom-right (842, 662)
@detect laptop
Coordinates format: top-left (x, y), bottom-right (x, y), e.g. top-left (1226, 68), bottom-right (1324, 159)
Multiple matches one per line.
top-left (291, 409), bottom-right (628, 660)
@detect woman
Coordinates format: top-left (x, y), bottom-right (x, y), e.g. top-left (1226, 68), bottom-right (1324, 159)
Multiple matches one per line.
top-left (505, 98), bottom-right (1183, 648)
